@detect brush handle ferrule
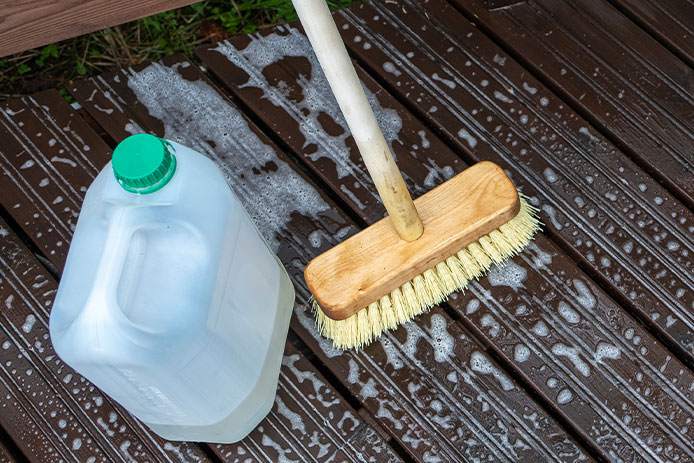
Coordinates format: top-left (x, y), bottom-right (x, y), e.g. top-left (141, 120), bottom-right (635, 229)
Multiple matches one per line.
top-left (292, 0), bottom-right (423, 241)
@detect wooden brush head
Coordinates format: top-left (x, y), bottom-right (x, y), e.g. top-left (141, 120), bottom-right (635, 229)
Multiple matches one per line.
top-left (304, 161), bottom-right (521, 321)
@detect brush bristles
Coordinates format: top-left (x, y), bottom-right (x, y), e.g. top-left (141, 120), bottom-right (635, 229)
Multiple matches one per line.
top-left (312, 194), bottom-right (542, 350)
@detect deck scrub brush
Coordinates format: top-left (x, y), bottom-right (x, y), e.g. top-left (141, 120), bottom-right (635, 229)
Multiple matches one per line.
top-left (293, 0), bottom-right (542, 349)
top-left (311, 193), bottom-right (540, 349)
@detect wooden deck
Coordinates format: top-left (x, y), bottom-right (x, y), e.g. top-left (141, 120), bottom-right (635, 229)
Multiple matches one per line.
top-left (0, 0), bottom-right (692, 462)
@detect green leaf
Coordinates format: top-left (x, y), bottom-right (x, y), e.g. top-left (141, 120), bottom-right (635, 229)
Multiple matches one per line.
top-left (58, 88), bottom-right (75, 104)
top-left (41, 44), bottom-right (59, 58)
top-left (76, 62), bottom-right (87, 75)
top-left (190, 2), bottom-right (204, 15)
top-left (242, 23), bottom-right (257, 34)
top-left (17, 63), bottom-right (31, 74)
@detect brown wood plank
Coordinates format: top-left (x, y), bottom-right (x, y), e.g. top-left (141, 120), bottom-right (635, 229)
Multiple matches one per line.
top-left (0, 90), bottom-right (111, 268)
top-left (448, 0), bottom-right (694, 208)
top-left (0, 220), bottom-right (213, 463)
top-left (70, 55), bottom-right (593, 463)
top-left (0, 89), bottom-right (402, 463)
top-left (0, 0), bottom-right (198, 57)
top-left (213, 343), bottom-right (402, 463)
top-left (194, 19), bottom-right (694, 463)
top-left (328, 0), bottom-right (694, 366)
top-left (610, 0), bottom-right (694, 68)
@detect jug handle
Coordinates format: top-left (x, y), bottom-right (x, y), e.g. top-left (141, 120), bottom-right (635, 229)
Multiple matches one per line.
top-left (81, 206), bottom-right (141, 335)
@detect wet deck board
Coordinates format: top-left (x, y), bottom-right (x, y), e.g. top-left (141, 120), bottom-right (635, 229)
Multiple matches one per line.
top-left (0, 90), bottom-right (111, 268)
top-left (194, 21), bottom-right (694, 463)
top-left (449, 0), bottom-right (694, 208)
top-left (0, 88), bottom-right (401, 463)
top-left (323, 0), bottom-right (694, 367)
top-left (69, 55), bottom-right (592, 463)
top-left (610, 0), bottom-right (694, 67)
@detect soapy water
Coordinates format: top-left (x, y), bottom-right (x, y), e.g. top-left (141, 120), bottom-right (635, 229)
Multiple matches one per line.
top-left (469, 351), bottom-right (514, 391)
top-left (126, 61), bottom-right (332, 251)
top-left (487, 261), bottom-right (527, 291)
top-left (212, 28), bottom-right (450, 204)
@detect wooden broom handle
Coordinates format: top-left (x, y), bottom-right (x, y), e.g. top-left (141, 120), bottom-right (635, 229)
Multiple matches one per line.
top-left (292, 0), bottom-right (424, 241)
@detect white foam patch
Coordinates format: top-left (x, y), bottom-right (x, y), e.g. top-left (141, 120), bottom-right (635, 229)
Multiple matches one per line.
top-left (573, 279), bottom-right (597, 310)
top-left (551, 343), bottom-right (590, 377)
top-left (470, 351), bottom-right (514, 391)
top-left (531, 321), bottom-right (549, 337)
top-left (528, 242), bottom-right (552, 269)
top-left (22, 314), bottom-right (36, 333)
top-left (276, 396), bottom-right (306, 434)
top-left (425, 314), bottom-right (455, 363)
top-left (383, 61), bottom-right (402, 76)
top-left (379, 337), bottom-right (404, 370)
top-left (457, 127), bottom-right (477, 148)
top-left (579, 127), bottom-right (600, 144)
top-left (432, 72), bottom-right (456, 89)
top-left (126, 61), bottom-right (331, 251)
top-left (466, 299), bottom-right (480, 314)
top-left (543, 167), bottom-right (558, 183)
top-left (522, 82), bottom-right (537, 95)
top-left (558, 301), bottom-right (580, 324)
top-left (360, 378), bottom-right (378, 399)
top-left (514, 344), bottom-right (530, 362)
top-left (594, 342), bottom-right (620, 362)
top-left (541, 204), bottom-right (563, 230)
top-left (492, 54), bottom-right (506, 66)
top-left (487, 261), bottom-right (527, 290)
top-left (261, 434), bottom-right (298, 463)
top-left (481, 314), bottom-right (500, 338)
top-left (347, 359), bottom-right (359, 384)
top-left (418, 130), bottom-right (430, 149)
top-left (211, 28), bottom-right (434, 204)
top-left (493, 90), bottom-right (513, 104)
top-left (557, 388), bottom-right (573, 404)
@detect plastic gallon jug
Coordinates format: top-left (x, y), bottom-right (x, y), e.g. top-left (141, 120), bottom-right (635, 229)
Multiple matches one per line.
top-left (50, 134), bottom-right (295, 443)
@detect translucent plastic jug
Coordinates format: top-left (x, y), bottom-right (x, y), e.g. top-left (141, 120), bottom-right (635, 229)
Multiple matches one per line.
top-left (50, 134), bottom-right (295, 443)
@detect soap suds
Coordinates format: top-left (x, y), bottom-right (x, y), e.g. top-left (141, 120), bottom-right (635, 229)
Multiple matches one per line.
top-left (514, 344), bottom-right (530, 362)
top-left (557, 388), bottom-right (573, 404)
top-left (425, 314), bottom-right (455, 363)
top-left (211, 28), bottom-right (454, 207)
top-left (551, 343), bottom-right (590, 377)
top-left (487, 261), bottom-right (527, 291)
top-left (573, 280), bottom-right (596, 310)
top-left (126, 60), bottom-right (332, 251)
top-left (558, 301), bottom-right (580, 324)
top-left (470, 351), bottom-right (514, 391)
top-left (594, 342), bottom-right (620, 362)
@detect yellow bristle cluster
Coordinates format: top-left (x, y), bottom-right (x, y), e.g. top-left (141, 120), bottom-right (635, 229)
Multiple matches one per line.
top-left (312, 194), bottom-right (542, 350)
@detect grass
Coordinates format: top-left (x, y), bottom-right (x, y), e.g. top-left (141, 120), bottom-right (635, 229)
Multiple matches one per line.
top-left (0, 0), bottom-right (357, 101)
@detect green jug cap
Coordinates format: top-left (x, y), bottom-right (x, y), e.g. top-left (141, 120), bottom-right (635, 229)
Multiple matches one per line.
top-left (112, 134), bottom-right (177, 194)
